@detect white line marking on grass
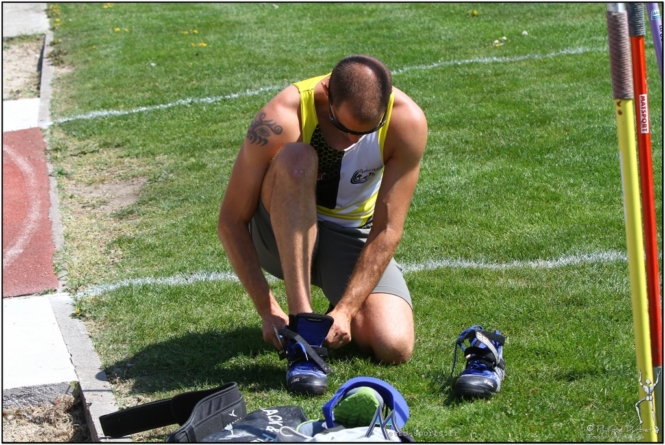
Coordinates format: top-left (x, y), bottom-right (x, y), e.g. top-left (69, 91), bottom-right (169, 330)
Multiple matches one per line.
top-left (77, 271), bottom-right (242, 297)
top-left (2, 144), bottom-right (42, 269)
top-left (391, 46), bottom-right (605, 75)
top-left (51, 85), bottom-right (285, 125)
top-left (400, 250), bottom-right (627, 273)
top-left (76, 250), bottom-right (627, 298)
top-left (51, 46), bottom-right (605, 126)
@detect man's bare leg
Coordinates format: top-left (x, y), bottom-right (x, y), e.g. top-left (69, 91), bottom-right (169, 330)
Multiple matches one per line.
top-left (351, 293), bottom-right (414, 364)
top-left (260, 144), bottom-right (337, 395)
top-left (261, 143), bottom-right (318, 314)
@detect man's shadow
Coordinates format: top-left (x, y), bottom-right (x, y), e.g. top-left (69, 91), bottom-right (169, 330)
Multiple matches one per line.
top-left (105, 326), bottom-right (283, 396)
top-left (104, 326), bottom-right (374, 397)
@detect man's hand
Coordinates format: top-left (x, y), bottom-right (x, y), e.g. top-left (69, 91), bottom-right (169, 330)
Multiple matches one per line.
top-left (262, 311), bottom-right (289, 351)
top-left (324, 308), bottom-right (353, 349)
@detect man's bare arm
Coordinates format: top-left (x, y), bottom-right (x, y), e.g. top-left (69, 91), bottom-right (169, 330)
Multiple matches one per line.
top-left (325, 91), bottom-right (428, 348)
top-left (217, 86), bottom-right (301, 348)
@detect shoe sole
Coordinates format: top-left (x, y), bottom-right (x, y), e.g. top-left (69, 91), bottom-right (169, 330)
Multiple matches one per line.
top-left (288, 379), bottom-right (327, 395)
top-left (333, 387), bottom-right (381, 427)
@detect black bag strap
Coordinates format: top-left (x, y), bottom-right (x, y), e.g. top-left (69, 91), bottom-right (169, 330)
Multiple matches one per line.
top-left (166, 384), bottom-right (246, 442)
top-left (99, 382), bottom-right (244, 439)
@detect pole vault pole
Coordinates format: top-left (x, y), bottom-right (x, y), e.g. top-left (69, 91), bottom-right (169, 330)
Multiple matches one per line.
top-left (627, 3), bottom-right (662, 440)
top-left (606, 4), bottom-right (657, 441)
top-left (645, 3), bottom-right (663, 80)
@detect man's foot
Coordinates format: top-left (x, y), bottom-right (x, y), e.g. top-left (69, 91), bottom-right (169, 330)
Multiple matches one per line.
top-left (452, 325), bottom-right (506, 398)
top-left (278, 313), bottom-right (334, 395)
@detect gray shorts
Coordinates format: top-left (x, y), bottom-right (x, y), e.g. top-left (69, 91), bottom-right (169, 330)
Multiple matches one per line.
top-left (249, 201), bottom-right (412, 308)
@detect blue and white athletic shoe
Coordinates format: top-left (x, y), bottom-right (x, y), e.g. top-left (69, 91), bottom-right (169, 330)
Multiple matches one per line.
top-left (277, 313), bottom-right (334, 395)
top-left (452, 325), bottom-right (506, 398)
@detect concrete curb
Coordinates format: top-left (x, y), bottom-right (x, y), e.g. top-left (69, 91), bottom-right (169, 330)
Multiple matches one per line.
top-left (3, 382), bottom-right (77, 410)
top-left (39, 25), bottom-right (68, 291)
top-left (2, 295), bottom-right (77, 409)
top-left (50, 294), bottom-right (130, 442)
top-left (2, 3), bottom-right (49, 38)
top-left (38, 30), bottom-right (53, 130)
top-left (37, 27), bottom-right (127, 442)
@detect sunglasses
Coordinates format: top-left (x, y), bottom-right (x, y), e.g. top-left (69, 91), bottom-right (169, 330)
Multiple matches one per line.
top-left (327, 90), bottom-right (387, 136)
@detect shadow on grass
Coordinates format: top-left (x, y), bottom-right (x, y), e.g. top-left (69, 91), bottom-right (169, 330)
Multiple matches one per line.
top-left (437, 373), bottom-right (462, 407)
top-left (106, 326), bottom-right (377, 397)
top-left (331, 340), bottom-right (374, 363)
top-left (426, 369), bottom-right (505, 407)
top-left (106, 326), bottom-right (284, 396)
top-left (421, 366), bottom-right (474, 407)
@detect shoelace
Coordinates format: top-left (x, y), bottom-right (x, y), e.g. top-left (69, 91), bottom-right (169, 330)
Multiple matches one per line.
top-left (450, 325), bottom-right (484, 377)
top-left (464, 357), bottom-right (491, 373)
top-left (276, 328), bottom-right (332, 374)
top-left (290, 341), bottom-right (309, 362)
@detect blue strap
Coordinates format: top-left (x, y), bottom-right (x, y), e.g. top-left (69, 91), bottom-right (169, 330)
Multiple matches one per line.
top-left (322, 377), bottom-right (409, 429)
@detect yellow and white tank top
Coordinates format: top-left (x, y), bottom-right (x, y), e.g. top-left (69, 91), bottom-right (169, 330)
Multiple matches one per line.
top-left (293, 75), bottom-right (394, 228)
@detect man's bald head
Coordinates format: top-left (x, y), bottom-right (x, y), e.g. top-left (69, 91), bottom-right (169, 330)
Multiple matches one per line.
top-left (329, 55), bottom-right (393, 124)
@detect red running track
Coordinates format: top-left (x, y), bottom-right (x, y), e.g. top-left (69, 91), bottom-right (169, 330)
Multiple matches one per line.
top-left (3, 128), bottom-right (59, 297)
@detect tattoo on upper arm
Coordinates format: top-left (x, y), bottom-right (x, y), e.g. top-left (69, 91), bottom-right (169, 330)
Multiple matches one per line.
top-left (246, 112), bottom-right (283, 146)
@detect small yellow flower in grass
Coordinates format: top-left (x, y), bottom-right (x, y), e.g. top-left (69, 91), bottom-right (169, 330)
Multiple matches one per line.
top-left (55, 18), bottom-right (60, 23)
top-left (93, 45), bottom-right (97, 49)
top-left (193, 30), bottom-right (198, 34)
top-left (124, 28), bottom-right (129, 33)
top-left (182, 30), bottom-right (189, 35)
top-left (114, 27), bottom-right (120, 32)
top-left (197, 42), bottom-right (207, 47)
top-left (191, 43), bottom-right (196, 47)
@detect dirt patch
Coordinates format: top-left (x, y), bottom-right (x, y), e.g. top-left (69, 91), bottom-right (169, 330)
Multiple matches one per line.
top-left (70, 177), bottom-right (148, 213)
top-left (2, 35), bottom-right (43, 100)
top-left (2, 394), bottom-right (91, 442)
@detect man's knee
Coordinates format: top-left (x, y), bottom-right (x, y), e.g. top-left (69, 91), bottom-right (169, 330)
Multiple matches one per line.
top-left (272, 143), bottom-right (317, 181)
top-left (262, 143), bottom-right (317, 210)
top-left (354, 320), bottom-right (414, 364)
top-left (371, 335), bottom-right (413, 364)
top-left (352, 294), bottom-right (414, 364)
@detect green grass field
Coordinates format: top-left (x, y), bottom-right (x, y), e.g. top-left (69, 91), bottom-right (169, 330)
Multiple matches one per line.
top-left (47, 3), bottom-right (662, 442)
